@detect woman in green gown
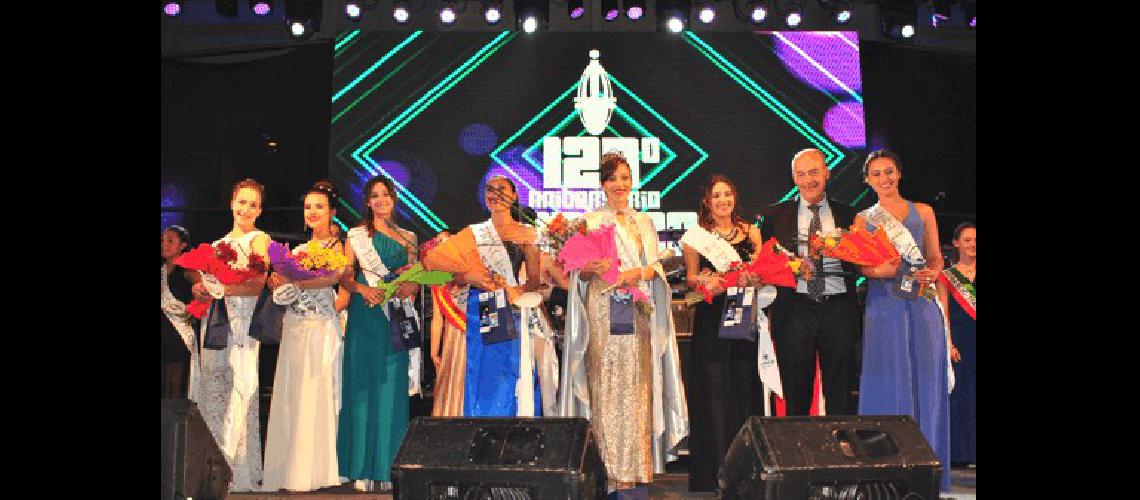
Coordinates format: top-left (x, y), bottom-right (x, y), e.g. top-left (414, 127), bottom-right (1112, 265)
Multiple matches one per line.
top-left (338, 176), bottom-right (420, 492)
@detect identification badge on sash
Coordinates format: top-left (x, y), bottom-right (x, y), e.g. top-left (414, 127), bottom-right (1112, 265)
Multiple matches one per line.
top-left (388, 298), bottom-right (422, 352)
top-left (718, 287), bottom-right (756, 341)
top-left (896, 263), bottom-right (921, 300)
top-left (479, 289), bottom-right (517, 344)
top-left (609, 289), bottom-right (636, 335)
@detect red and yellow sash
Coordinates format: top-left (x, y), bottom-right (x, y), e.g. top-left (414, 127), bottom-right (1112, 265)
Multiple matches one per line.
top-left (432, 284), bottom-right (466, 332)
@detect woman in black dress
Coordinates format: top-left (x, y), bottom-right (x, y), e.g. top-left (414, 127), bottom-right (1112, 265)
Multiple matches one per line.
top-left (161, 225), bottom-right (199, 399)
top-left (680, 175), bottom-right (764, 492)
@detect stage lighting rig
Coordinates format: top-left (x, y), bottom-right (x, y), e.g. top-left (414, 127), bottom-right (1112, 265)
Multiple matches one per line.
top-left (483, 0), bottom-right (503, 24)
top-left (819, 0), bottom-right (851, 25)
top-left (284, 0), bottom-right (321, 39)
top-left (783, 0), bottom-right (803, 28)
top-left (516, 0), bottom-right (548, 33)
top-left (568, 0), bottom-right (586, 19)
top-left (626, 0), bottom-right (646, 20)
top-left (931, 0), bottom-right (950, 26)
top-left (439, 0), bottom-right (458, 25)
top-left (743, 0), bottom-right (768, 24)
top-left (657, 0), bottom-right (690, 32)
top-left (345, 1), bottom-right (363, 20)
top-left (250, 0), bottom-right (273, 16)
top-left (880, 0), bottom-right (917, 40)
top-left (601, 0), bottom-right (620, 21)
top-left (392, 0), bottom-right (411, 23)
top-left (162, 1), bottom-right (183, 17)
top-left (697, 2), bottom-right (716, 24)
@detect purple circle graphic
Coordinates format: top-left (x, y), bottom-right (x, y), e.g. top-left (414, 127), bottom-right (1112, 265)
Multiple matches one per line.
top-left (458, 123), bottom-right (499, 156)
top-left (823, 102), bottom-right (865, 148)
top-left (773, 32), bottom-right (863, 96)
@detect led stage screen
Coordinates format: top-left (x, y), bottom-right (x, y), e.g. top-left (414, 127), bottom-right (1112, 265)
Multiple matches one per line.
top-left (330, 31), bottom-right (867, 240)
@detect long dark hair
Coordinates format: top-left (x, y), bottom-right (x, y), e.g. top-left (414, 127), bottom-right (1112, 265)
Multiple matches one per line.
top-left (697, 174), bottom-right (747, 231)
top-left (360, 176), bottom-right (397, 236)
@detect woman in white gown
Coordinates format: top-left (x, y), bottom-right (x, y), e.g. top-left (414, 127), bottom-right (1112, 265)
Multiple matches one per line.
top-left (262, 181), bottom-right (346, 492)
top-left (189, 179), bottom-right (271, 491)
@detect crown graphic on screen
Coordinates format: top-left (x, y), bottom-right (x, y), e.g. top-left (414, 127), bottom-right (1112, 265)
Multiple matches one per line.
top-left (574, 50), bottom-right (617, 136)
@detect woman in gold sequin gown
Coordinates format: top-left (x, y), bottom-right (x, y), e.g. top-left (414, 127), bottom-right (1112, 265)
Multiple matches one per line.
top-left (558, 153), bottom-right (689, 492)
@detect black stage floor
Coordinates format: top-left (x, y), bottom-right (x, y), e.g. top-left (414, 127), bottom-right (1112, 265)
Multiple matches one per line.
top-left (227, 465), bottom-right (976, 499)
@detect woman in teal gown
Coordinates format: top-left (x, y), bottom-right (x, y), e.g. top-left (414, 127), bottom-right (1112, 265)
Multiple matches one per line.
top-left (337, 176), bottom-right (420, 492)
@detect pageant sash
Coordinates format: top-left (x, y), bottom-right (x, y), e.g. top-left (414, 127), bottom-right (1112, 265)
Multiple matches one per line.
top-left (347, 227), bottom-right (391, 288)
top-left (718, 286), bottom-right (756, 341)
top-left (161, 265), bottom-right (200, 394)
top-left (754, 285), bottom-right (783, 398)
top-left (940, 268), bottom-right (976, 320)
top-left (432, 285), bottom-right (467, 332)
top-left (863, 204), bottom-right (926, 299)
top-left (679, 225), bottom-right (743, 273)
top-left (863, 203), bottom-right (925, 265)
top-left (472, 220), bottom-right (519, 286)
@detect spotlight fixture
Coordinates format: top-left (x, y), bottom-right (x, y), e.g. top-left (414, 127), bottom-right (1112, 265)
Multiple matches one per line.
top-left (626, 0), bottom-right (646, 20)
top-left (345, 1), bottom-right (363, 20)
top-left (745, 0), bottom-right (768, 24)
top-left (880, 0), bottom-right (917, 41)
top-left (284, 0), bottom-right (321, 39)
top-left (962, 0), bottom-right (975, 28)
top-left (392, 0), bottom-right (410, 23)
top-left (250, 0), bottom-right (273, 16)
top-left (439, 0), bottom-right (458, 25)
top-left (289, 20), bottom-right (309, 37)
top-left (216, 0), bottom-right (238, 17)
top-left (784, 0), bottom-right (802, 28)
top-left (819, 0), bottom-right (851, 25)
top-left (162, 1), bottom-right (183, 17)
top-left (483, 0), bottom-right (503, 24)
top-left (697, 2), bottom-right (715, 24)
top-left (515, 0), bottom-right (548, 32)
top-left (601, 0), bottom-right (620, 21)
top-left (568, 0), bottom-right (585, 19)
top-left (657, 0), bottom-right (690, 32)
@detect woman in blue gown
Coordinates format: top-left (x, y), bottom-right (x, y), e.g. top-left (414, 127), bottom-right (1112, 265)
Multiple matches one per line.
top-left (458, 176), bottom-right (543, 417)
top-left (939, 223), bottom-right (975, 466)
top-left (854, 150), bottom-right (951, 492)
top-left (337, 176), bottom-right (420, 492)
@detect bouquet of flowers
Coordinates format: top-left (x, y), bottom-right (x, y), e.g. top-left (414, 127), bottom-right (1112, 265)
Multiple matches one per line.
top-left (376, 262), bottom-right (453, 298)
top-left (175, 241), bottom-right (267, 318)
top-left (267, 241), bottom-right (347, 281)
top-left (686, 238), bottom-right (798, 305)
top-left (808, 225), bottom-right (898, 267)
top-left (558, 223), bottom-right (653, 314)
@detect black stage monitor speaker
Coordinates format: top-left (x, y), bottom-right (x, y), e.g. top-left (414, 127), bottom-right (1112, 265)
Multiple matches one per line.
top-left (161, 399), bottom-right (232, 500)
top-left (391, 416), bottom-right (606, 500)
top-left (720, 415), bottom-right (941, 500)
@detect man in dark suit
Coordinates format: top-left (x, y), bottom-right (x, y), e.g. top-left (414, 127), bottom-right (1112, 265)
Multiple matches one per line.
top-left (759, 148), bottom-right (861, 416)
